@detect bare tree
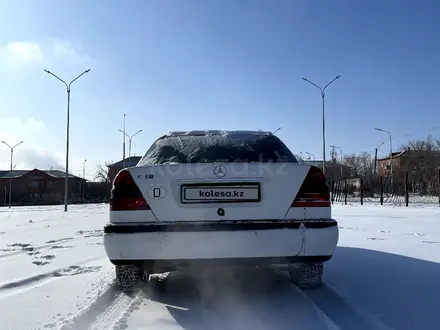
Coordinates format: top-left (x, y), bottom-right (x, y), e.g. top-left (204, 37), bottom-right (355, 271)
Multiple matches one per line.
top-left (95, 162), bottom-right (112, 183)
top-left (359, 151), bottom-right (374, 176)
top-left (398, 135), bottom-right (440, 194)
top-left (399, 135), bottom-right (440, 171)
top-left (343, 153), bottom-right (362, 177)
top-left (343, 152), bottom-right (374, 177)
top-left (399, 134), bottom-right (438, 152)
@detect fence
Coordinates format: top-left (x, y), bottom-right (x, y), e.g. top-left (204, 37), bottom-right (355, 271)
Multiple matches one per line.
top-left (0, 181), bottom-right (111, 207)
top-left (330, 168), bottom-right (440, 206)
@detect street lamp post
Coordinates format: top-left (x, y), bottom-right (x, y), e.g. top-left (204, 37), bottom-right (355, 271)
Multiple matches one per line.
top-left (44, 69), bottom-right (90, 212)
top-left (305, 152), bottom-right (315, 164)
top-left (302, 75), bottom-right (342, 175)
top-left (329, 144), bottom-right (343, 178)
top-left (118, 129), bottom-right (143, 167)
top-left (1, 141), bottom-right (23, 208)
top-left (82, 159), bottom-right (87, 203)
top-left (122, 114), bottom-right (126, 169)
top-left (375, 128), bottom-right (393, 177)
top-left (374, 142), bottom-right (384, 174)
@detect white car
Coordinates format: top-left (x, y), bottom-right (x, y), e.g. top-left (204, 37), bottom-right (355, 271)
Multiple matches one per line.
top-left (103, 130), bottom-right (339, 291)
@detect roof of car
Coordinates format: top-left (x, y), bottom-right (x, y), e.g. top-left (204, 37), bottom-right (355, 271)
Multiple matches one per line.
top-left (164, 130), bottom-right (273, 138)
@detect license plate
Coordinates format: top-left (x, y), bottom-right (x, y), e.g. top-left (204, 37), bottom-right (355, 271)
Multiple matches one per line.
top-left (181, 183), bottom-right (260, 204)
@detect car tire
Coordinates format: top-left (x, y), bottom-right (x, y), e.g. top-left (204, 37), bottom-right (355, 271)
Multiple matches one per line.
top-left (288, 262), bottom-right (324, 289)
top-left (115, 264), bottom-right (142, 292)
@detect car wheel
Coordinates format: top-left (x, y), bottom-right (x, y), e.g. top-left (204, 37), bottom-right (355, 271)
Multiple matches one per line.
top-left (288, 262), bottom-right (323, 289)
top-left (115, 264), bottom-right (142, 292)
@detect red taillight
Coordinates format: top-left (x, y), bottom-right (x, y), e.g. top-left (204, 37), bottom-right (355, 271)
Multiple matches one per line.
top-left (110, 170), bottom-right (150, 211)
top-left (291, 166), bottom-right (330, 208)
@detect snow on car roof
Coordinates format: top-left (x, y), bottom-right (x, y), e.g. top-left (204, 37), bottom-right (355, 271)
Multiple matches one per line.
top-left (139, 129), bottom-right (295, 165)
top-left (165, 130), bottom-right (273, 137)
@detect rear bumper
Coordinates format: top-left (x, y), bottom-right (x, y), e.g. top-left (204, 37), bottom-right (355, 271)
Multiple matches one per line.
top-left (103, 220), bottom-right (339, 263)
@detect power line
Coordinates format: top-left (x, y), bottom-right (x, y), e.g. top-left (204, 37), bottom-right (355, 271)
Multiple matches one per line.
top-left (390, 126), bottom-right (440, 140)
top-left (357, 125), bottom-right (440, 154)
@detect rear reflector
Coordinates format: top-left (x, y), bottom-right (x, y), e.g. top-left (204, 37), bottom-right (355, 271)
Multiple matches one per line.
top-left (110, 170), bottom-right (150, 211)
top-left (292, 166), bottom-right (330, 208)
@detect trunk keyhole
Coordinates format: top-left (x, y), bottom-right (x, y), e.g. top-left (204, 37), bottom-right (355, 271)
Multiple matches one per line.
top-left (217, 208), bottom-right (225, 216)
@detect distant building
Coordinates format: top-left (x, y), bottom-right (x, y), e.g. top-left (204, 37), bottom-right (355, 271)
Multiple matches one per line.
top-left (107, 157), bottom-right (142, 184)
top-left (377, 152), bottom-right (403, 177)
top-left (377, 149), bottom-right (440, 177)
top-left (0, 169), bottom-right (86, 206)
top-left (307, 160), bottom-right (352, 180)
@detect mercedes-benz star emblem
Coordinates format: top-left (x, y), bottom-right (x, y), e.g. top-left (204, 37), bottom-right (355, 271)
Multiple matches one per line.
top-left (213, 165), bottom-right (227, 178)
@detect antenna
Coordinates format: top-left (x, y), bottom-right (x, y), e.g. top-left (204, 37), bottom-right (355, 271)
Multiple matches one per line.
top-left (272, 127), bottom-right (282, 134)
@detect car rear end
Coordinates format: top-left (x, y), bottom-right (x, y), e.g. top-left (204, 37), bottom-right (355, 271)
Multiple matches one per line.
top-left (103, 130), bottom-right (338, 287)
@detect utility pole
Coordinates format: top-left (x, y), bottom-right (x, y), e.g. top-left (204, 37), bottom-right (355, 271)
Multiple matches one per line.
top-left (2, 141), bottom-right (23, 208)
top-left (82, 159), bottom-right (87, 203)
top-left (44, 68), bottom-right (91, 212)
top-left (330, 145), bottom-right (343, 178)
top-left (118, 128), bottom-right (143, 166)
top-left (375, 128), bottom-right (393, 177)
top-left (374, 142), bottom-right (384, 174)
top-left (330, 145), bottom-right (337, 163)
top-left (374, 148), bottom-right (378, 174)
top-left (122, 114), bottom-right (126, 169)
top-left (302, 75), bottom-right (342, 175)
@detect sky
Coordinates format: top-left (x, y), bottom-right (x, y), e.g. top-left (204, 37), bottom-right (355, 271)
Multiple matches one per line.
top-left (1, 0), bottom-right (440, 180)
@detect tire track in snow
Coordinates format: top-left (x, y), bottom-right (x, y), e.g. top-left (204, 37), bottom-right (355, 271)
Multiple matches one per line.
top-left (47, 267), bottom-right (394, 330)
top-left (89, 290), bottom-right (143, 330)
top-left (2, 218), bottom-right (71, 235)
top-left (299, 281), bottom-right (395, 330)
top-left (60, 268), bottom-right (337, 330)
top-left (0, 237), bottom-right (80, 260)
top-left (0, 256), bottom-right (105, 299)
top-left (137, 268), bottom-right (340, 330)
top-left (288, 284), bottom-right (340, 330)
top-left (0, 229), bottom-right (103, 261)
top-left (60, 280), bottom-right (142, 330)
top-left (211, 269), bottom-right (339, 330)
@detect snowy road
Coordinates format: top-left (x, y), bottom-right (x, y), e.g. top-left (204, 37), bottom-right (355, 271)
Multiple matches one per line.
top-left (0, 203), bottom-right (439, 330)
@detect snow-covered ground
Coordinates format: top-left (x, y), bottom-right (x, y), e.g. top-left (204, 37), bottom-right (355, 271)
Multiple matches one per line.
top-left (0, 203), bottom-right (439, 330)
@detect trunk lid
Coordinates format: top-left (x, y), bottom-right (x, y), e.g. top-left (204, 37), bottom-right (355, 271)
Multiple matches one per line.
top-left (128, 163), bottom-right (310, 222)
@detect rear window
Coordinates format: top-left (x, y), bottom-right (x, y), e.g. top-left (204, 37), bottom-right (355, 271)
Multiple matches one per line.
top-left (138, 131), bottom-right (298, 165)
